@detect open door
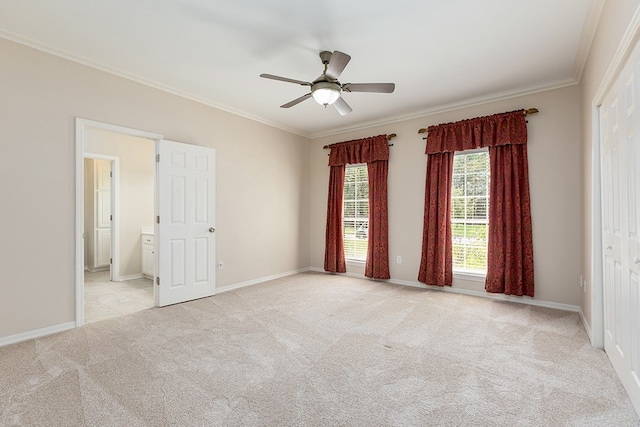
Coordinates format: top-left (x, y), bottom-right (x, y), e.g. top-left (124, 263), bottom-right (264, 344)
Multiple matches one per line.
top-left (157, 140), bottom-right (216, 306)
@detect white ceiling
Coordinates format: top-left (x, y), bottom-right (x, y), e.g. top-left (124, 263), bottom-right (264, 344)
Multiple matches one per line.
top-left (0, 0), bottom-right (595, 138)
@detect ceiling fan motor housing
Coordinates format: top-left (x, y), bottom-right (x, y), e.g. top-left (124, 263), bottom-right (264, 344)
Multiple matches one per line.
top-left (319, 50), bottom-right (333, 65)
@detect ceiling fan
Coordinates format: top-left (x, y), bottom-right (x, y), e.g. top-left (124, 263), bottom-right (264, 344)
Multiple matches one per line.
top-left (260, 50), bottom-right (395, 116)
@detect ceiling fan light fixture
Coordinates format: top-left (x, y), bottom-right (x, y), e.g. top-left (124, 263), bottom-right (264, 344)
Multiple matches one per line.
top-left (311, 82), bottom-right (341, 106)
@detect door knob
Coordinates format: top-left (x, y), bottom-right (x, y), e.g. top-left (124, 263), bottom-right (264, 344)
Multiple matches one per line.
top-left (606, 245), bottom-right (612, 250)
top-left (634, 257), bottom-right (640, 265)
top-left (209, 227), bottom-right (215, 233)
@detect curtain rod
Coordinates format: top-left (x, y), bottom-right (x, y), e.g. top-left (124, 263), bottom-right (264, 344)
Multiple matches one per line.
top-left (416, 108), bottom-right (539, 134)
top-left (322, 133), bottom-right (397, 149)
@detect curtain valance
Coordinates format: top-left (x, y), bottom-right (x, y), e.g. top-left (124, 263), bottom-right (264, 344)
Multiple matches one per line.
top-left (328, 135), bottom-right (389, 166)
top-left (425, 110), bottom-right (527, 154)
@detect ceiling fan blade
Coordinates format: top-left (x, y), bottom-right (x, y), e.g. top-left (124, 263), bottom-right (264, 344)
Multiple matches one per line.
top-left (333, 97), bottom-right (353, 116)
top-left (342, 83), bottom-right (395, 93)
top-left (260, 74), bottom-right (312, 86)
top-left (280, 93), bottom-right (312, 108)
top-left (325, 51), bottom-right (351, 80)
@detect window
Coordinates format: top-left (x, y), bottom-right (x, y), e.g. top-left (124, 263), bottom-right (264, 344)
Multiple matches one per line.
top-left (343, 164), bottom-right (368, 261)
top-left (451, 150), bottom-right (490, 274)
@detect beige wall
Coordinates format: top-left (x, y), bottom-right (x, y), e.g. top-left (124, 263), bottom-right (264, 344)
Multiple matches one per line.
top-left (0, 37), bottom-right (310, 339)
top-left (85, 130), bottom-right (154, 278)
top-left (309, 85), bottom-right (582, 306)
top-left (579, 1), bottom-right (640, 333)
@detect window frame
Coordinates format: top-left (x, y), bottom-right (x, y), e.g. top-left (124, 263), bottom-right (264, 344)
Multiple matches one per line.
top-left (342, 163), bottom-right (369, 264)
top-left (451, 147), bottom-right (490, 280)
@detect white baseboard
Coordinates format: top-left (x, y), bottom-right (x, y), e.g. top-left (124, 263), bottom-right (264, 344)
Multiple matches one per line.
top-left (0, 322), bottom-right (76, 348)
top-left (118, 273), bottom-right (145, 281)
top-left (579, 307), bottom-right (594, 343)
top-left (85, 267), bottom-right (109, 273)
top-left (217, 267), bottom-right (312, 294)
top-left (2, 267), bottom-right (582, 348)
top-left (307, 267), bottom-right (580, 313)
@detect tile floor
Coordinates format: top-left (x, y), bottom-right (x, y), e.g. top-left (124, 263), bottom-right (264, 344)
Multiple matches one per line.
top-left (84, 270), bottom-right (154, 323)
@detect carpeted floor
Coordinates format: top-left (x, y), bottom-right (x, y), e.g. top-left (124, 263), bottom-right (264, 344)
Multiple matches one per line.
top-left (1, 272), bottom-right (638, 426)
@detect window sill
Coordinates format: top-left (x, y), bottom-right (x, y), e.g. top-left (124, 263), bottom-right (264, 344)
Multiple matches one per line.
top-left (346, 259), bottom-right (366, 267)
top-left (453, 271), bottom-right (486, 283)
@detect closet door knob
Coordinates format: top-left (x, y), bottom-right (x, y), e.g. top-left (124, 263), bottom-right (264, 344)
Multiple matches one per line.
top-left (209, 227), bottom-right (216, 233)
top-left (634, 257), bottom-right (640, 265)
top-left (606, 245), bottom-right (612, 250)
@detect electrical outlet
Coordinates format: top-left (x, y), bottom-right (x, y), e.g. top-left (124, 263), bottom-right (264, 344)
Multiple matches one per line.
top-left (583, 279), bottom-right (587, 293)
top-left (579, 275), bottom-right (583, 289)
top-left (397, 256), bottom-right (402, 264)
top-left (218, 261), bottom-right (223, 270)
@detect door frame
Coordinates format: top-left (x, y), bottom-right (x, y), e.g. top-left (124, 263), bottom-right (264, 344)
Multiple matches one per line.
top-left (591, 7), bottom-right (640, 348)
top-left (75, 118), bottom-right (163, 326)
top-left (83, 153), bottom-right (119, 281)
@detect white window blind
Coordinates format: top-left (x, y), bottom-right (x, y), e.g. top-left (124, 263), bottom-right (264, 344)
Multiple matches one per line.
top-left (451, 150), bottom-right (490, 274)
top-left (343, 164), bottom-right (368, 261)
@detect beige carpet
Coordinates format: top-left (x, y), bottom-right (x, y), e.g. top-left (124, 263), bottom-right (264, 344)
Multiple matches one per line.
top-left (1, 272), bottom-right (638, 426)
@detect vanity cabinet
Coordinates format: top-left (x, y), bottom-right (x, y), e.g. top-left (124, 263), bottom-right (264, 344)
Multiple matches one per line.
top-left (142, 233), bottom-right (154, 278)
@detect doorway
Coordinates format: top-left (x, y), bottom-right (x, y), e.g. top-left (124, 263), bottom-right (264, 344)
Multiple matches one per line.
top-left (76, 119), bottom-right (163, 325)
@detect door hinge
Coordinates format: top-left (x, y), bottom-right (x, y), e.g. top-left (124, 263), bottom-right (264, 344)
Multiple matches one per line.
top-left (156, 215), bottom-right (160, 224)
top-left (110, 171), bottom-right (112, 177)
top-left (110, 214), bottom-right (113, 221)
top-left (156, 154), bottom-right (160, 162)
top-left (156, 276), bottom-right (160, 286)
top-left (110, 258), bottom-right (112, 264)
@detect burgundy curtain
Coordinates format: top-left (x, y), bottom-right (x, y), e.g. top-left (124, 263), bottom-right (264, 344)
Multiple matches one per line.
top-left (324, 135), bottom-right (390, 279)
top-left (419, 110), bottom-right (534, 296)
top-left (366, 160), bottom-right (390, 279)
top-left (418, 152), bottom-right (454, 286)
top-left (324, 165), bottom-right (346, 273)
top-left (485, 144), bottom-right (534, 296)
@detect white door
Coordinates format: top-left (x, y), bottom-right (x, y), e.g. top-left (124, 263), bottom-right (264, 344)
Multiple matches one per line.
top-left (94, 159), bottom-right (111, 268)
top-left (623, 42), bottom-right (640, 413)
top-left (600, 40), bottom-right (640, 415)
top-left (157, 140), bottom-right (216, 306)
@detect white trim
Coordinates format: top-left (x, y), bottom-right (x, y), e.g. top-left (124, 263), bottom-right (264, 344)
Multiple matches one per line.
top-left (76, 118), bottom-right (163, 327)
top-left (118, 273), bottom-right (145, 282)
top-left (0, 322), bottom-right (76, 348)
top-left (216, 268), bottom-right (312, 294)
top-left (589, 4), bottom-right (640, 349)
top-left (0, 26), bottom-right (579, 140)
top-left (579, 306), bottom-right (593, 343)
top-left (453, 271), bottom-right (486, 283)
top-left (307, 267), bottom-right (581, 313)
top-left (309, 79), bottom-right (578, 139)
top-left (590, 104), bottom-right (604, 349)
top-left (572, 0), bottom-right (607, 82)
top-left (0, 28), bottom-right (307, 138)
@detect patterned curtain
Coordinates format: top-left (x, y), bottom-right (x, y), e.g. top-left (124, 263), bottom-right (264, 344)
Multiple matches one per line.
top-left (485, 144), bottom-right (534, 296)
top-left (418, 152), bottom-right (454, 286)
top-left (419, 110), bottom-right (534, 296)
top-left (324, 135), bottom-right (390, 279)
top-left (324, 165), bottom-right (347, 273)
top-left (366, 160), bottom-right (390, 279)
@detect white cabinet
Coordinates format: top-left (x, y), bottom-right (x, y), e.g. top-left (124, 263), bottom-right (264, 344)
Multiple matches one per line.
top-left (142, 233), bottom-right (155, 278)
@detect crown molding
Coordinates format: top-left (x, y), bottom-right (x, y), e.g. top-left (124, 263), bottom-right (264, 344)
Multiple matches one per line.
top-left (308, 78), bottom-right (578, 139)
top-left (0, 27), bottom-right (311, 139)
top-left (593, 3), bottom-right (640, 105)
top-left (572, 0), bottom-right (606, 82)
top-left (0, 25), bottom-right (581, 141)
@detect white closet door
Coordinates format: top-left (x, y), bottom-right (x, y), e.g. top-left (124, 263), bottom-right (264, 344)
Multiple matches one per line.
top-left (157, 140), bottom-right (216, 307)
top-left (624, 41), bottom-right (640, 413)
top-left (600, 39), bottom-right (640, 415)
